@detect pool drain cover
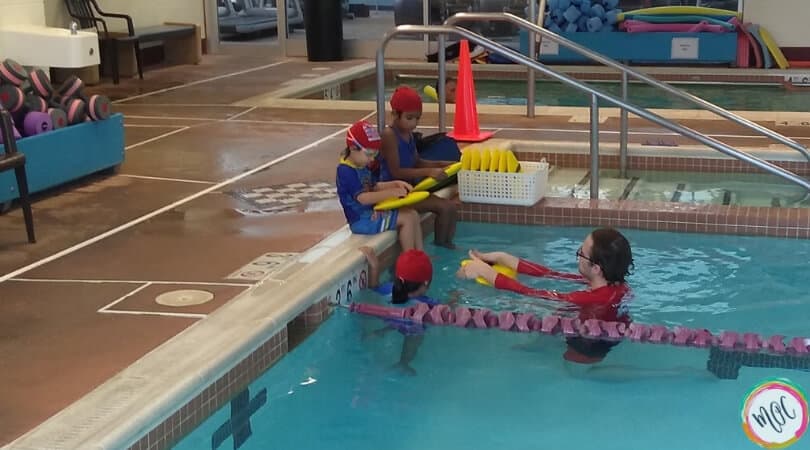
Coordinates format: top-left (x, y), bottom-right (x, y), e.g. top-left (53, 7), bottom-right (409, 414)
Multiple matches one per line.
top-left (155, 289), bottom-right (214, 307)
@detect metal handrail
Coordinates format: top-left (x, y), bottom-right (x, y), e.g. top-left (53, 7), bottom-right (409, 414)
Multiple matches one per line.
top-left (375, 25), bottom-right (810, 195)
top-left (444, 12), bottom-right (810, 169)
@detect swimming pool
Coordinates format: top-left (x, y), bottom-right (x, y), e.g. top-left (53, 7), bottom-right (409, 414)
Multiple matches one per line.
top-left (173, 223), bottom-right (810, 450)
top-left (350, 77), bottom-right (810, 112)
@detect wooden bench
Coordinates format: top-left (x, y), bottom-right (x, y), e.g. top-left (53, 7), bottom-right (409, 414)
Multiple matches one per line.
top-left (64, 0), bottom-right (201, 84)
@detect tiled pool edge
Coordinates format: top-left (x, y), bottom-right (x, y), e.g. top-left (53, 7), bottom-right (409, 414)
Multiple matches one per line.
top-left (460, 197), bottom-right (810, 239)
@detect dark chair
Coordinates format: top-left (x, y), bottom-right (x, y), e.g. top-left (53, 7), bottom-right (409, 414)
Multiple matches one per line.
top-left (0, 109), bottom-right (35, 244)
top-left (63, 0), bottom-right (143, 84)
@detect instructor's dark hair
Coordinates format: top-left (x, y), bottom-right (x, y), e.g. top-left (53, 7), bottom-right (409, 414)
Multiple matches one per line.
top-left (589, 228), bottom-right (634, 284)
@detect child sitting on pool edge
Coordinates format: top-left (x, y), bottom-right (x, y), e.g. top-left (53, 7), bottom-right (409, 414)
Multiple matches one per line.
top-left (336, 120), bottom-right (424, 251)
top-left (378, 86), bottom-right (459, 249)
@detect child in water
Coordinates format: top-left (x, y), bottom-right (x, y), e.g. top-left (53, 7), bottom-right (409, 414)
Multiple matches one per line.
top-left (336, 120), bottom-right (423, 251)
top-left (359, 246), bottom-right (452, 375)
top-left (378, 86), bottom-right (459, 249)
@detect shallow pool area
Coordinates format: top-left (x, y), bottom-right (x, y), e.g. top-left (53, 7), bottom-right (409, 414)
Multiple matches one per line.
top-left (173, 224), bottom-right (810, 450)
top-left (349, 77), bottom-right (810, 112)
top-left (547, 168), bottom-right (810, 208)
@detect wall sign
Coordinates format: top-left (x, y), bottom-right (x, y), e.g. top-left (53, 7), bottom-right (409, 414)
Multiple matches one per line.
top-left (671, 37), bottom-right (699, 59)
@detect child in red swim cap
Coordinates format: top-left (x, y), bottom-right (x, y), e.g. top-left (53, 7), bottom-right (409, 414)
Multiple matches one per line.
top-left (378, 86), bottom-right (459, 249)
top-left (359, 246), bottom-right (458, 375)
top-left (336, 120), bottom-right (424, 251)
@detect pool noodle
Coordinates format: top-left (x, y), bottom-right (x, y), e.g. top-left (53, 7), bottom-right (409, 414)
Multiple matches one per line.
top-left (729, 17), bottom-right (761, 69)
top-left (620, 14), bottom-right (736, 30)
top-left (617, 6), bottom-right (741, 21)
top-left (620, 20), bottom-right (729, 33)
top-left (747, 24), bottom-right (774, 69)
top-left (758, 25), bottom-right (790, 69)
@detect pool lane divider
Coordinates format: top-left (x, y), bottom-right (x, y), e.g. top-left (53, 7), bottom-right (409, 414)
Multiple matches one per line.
top-left (350, 302), bottom-right (810, 357)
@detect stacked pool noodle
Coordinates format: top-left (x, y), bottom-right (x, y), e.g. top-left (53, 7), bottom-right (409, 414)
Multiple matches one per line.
top-left (544, 0), bottom-right (622, 33)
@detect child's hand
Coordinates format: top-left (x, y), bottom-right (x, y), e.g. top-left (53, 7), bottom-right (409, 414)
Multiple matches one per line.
top-left (394, 180), bottom-right (413, 192)
top-left (388, 186), bottom-right (409, 198)
top-left (429, 168), bottom-right (448, 180)
top-left (456, 258), bottom-right (495, 281)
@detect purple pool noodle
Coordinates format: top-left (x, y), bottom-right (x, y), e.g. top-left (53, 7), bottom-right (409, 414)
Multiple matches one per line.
top-left (601, 321), bottom-right (624, 340)
top-left (626, 323), bottom-right (649, 342)
top-left (560, 317), bottom-right (579, 336)
top-left (648, 325), bottom-right (671, 343)
top-left (453, 307), bottom-right (472, 327)
top-left (719, 331), bottom-right (739, 350)
top-left (766, 335), bottom-right (787, 353)
top-left (540, 315), bottom-right (560, 334)
top-left (472, 308), bottom-right (488, 328)
top-left (691, 329), bottom-right (715, 348)
top-left (672, 327), bottom-right (694, 346)
top-left (742, 333), bottom-right (763, 352)
top-left (582, 319), bottom-right (603, 338)
top-left (788, 337), bottom-right (809, 354)
top-left (23, 111), bottom-right (53, 137)
top-left (515, 313), bottom-right (534, 332)
top-left (498, 312), bottom-right (516, 331)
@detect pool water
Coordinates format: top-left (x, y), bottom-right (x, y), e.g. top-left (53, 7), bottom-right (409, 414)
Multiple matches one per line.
top-left (174, 224), bottom-right (810, 450)
top-left (351, 77), bottom-right (810, 112)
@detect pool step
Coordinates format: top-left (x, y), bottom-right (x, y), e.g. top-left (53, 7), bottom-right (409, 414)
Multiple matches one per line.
top-left (546, 168), bottom-right (633, 200)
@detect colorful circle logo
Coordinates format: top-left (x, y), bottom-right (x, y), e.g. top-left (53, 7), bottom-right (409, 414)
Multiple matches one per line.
top-left (742, 378), bottom-right (808, 448)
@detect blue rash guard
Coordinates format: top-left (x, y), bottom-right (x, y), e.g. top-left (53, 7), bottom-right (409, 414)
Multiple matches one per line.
top-left (372, 282), bottom-right (438, 336)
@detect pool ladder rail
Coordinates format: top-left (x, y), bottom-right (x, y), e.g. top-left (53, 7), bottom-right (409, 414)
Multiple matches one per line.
top-left (375, 13), bottom-right (810, 197)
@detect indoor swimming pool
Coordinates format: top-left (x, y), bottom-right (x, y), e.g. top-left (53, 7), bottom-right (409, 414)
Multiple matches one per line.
top-left (349, 77), bottom-right (810, 112)
top-left (173, 223), bottom-right (810, 450)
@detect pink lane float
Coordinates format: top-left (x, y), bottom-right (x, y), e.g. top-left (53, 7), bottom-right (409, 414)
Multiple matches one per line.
top-left (350, 303), bottom-right (810, 356)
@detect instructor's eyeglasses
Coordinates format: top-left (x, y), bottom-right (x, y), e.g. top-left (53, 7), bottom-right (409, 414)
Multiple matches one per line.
top-left (576, 247), bottom-right (596, 265)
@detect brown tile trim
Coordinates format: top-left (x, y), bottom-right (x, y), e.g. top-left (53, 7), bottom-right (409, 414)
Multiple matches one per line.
top-left (516, 151), bottom-right (810, 176)
top-left (127, 329), bottom-right (289, 450)
top-left (458, 197), bottom-right (810, 239)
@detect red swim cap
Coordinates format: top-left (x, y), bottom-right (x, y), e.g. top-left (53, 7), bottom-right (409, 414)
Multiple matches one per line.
top-left (346, 120), bottom-right (381, 150)
top-left (395, 249), bottom-right (432, 284)
top-left (390, 86), bottom-right (423, 113)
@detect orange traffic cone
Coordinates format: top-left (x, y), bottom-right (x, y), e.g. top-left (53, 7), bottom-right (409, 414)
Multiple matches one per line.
top-left (447, 39), bottom-right (493, 143)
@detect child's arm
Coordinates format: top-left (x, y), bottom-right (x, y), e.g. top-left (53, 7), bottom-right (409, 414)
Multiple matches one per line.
top-left (381, 129), bottom-right (446, 181)
top-left (375, 180), bottom-right (413, 192)
top-left (415, 156), bottom-right (456, 169)
top-left (356, 187), bottom-right (408, 205)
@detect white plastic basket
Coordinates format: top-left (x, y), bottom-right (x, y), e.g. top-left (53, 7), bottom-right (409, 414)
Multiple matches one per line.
top-left (458, 161), bottom-right (549, 206)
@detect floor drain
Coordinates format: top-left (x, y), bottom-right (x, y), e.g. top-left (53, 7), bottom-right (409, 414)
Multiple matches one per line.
top-left (155, 290), bottom-right (214, 307)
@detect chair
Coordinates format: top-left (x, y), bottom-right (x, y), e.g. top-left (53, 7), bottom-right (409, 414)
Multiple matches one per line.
top-left (0, 109), bottom-right (35, 244)
top-left (63, 0), bottom-right (143, 84)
